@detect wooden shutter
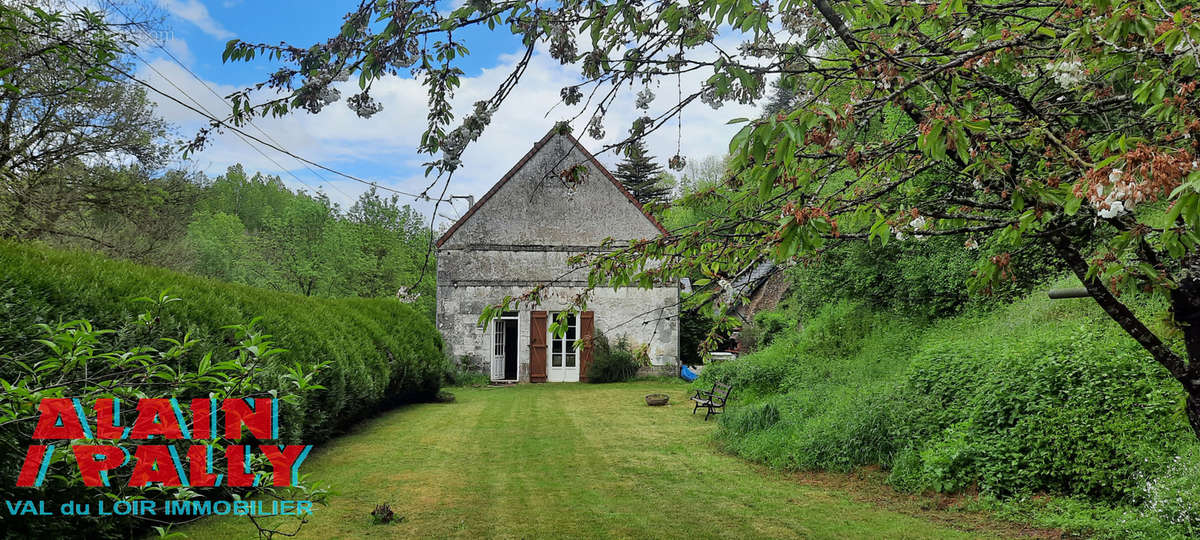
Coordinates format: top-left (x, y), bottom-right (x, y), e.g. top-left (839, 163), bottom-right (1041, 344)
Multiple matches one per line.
top-left (530, 311), bottom-right (548, 382)
top-left (579, 311), bottom-right (595, 382)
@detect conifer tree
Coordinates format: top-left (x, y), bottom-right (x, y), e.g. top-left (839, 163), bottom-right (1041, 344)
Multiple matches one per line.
top-left (761, 78), bottom-right (800, 116)
top-left (614, 138), bottom-right (670, 206)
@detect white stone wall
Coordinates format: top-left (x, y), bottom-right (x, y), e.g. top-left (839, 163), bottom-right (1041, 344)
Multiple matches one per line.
top-left (435, 131), bottom-right (680, 381)
top-left (439, 134), bottom-right (662, 249)
top-left (436, 284), bottom-right (679, 382)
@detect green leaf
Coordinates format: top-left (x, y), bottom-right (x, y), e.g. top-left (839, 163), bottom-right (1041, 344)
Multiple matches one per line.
top-left (1064, 195), bottom-right (1083, 216)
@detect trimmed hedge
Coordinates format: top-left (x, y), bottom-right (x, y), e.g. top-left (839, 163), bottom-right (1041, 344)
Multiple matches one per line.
top-left (0, 240), bottom-right (446, 444)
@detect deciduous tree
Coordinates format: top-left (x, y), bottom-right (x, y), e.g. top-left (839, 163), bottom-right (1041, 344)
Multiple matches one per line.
top-left (0, 3), bottom-right (168, 240)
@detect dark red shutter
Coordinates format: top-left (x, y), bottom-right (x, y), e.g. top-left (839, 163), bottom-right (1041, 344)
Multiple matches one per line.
top-left (579, 311), bottom-right (595, 382)
top-left (530, 311), bottom-right (548, 382)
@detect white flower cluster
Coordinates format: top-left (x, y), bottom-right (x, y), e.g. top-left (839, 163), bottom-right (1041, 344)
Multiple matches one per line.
top-left (1138, 454), bottom-right (1200, 530)
top-left (1047, 58), bottom-right (1086, 88)
top-left (586, 115), bottom-right (605, 139)
top-left (347, 91), bottom-right (383, 118)
top-left (298, 69), bottom-right (351, 114)
top-left (396, 286), bottom-right (421, 303)
top-left (737, 32), bottom-right (777, 59)
top-left (548, 21), bottom-right (577, 64)
top-left (910, 215), bottom-right (929, 241)
top-left (635, 88), bottom-right (655, 110)
top-left (440, 101), bottom-right (497, 171)
top-left (700, 84), bottom-right (726, 110)
top-left (1096, 169), bottom-right (1137, 219)
top-left (301, 86), bottom-right (341, 114)
top-left (893, 215), bottom-right (929, 242)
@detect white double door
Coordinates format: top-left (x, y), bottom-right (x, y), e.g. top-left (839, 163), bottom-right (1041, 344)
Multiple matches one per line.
top-left (547, 312), bottom-right (579, 382)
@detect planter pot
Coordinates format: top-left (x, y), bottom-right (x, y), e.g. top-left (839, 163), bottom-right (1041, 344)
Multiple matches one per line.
top-left (645, 393), bottom-right (670, 406)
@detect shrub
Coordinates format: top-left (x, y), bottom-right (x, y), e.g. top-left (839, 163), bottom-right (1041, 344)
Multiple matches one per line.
top-left (1138, 447), bottom-right (1200, 534)
top-left (697, 299), bottom-right (919, 400)
top-left (588, 333), bottom-right (641, 383)
top-left (788, 236), bottom-right (1061, 318)
top-left (444, 358), bottom-right (491, 387)
top-left (695, 348), bottom-right (794, 399)
top-left (679, 308), bottom-right (717, 365)
top-left (895, 324), bottom-right (1188, 500)
top-left (0, 313), bottom-right (330, 539)
top-left (706, 276), bottom-right (1199, 536)
top-left (739, 309), bottom-right (797, 352)
top-left (0, 240), bottom-right (447, 444)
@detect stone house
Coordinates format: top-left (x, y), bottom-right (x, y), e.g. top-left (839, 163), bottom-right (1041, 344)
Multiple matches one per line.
top-left (435, 127), bottom-right (680, 382)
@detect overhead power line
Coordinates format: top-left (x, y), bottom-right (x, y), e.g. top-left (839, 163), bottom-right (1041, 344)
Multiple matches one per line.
top-left (115, 62), bottom-right (455, 203)
top-left (129, 49), bottom-right (339, 199)
top-left (69, 0), bottom-right (460, 205)
top-left (97, 0), bottom-right (361, 203)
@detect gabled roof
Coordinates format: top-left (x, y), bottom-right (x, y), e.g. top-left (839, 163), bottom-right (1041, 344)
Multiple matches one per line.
top-left (435, 127), bottom-right (669, 248)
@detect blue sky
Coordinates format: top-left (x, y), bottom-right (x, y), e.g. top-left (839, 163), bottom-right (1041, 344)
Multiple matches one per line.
top-left (133, 0), bottom-right (760, 226)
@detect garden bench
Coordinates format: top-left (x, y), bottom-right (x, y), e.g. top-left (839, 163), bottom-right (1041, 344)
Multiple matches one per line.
top-left (691, 382), bottom-right (732, 421)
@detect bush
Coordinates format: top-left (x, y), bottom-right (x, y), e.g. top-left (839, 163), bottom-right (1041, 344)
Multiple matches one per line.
top-left (706, 275), bottom-right (1199, 536)
top-left (587, 333), bottom-right (641, 383)
top-left (444, 358), bottom-right (491, 387)
top-left (894, 324), bottom-right (1187, 500)
top-left (788, 235), bottom-right (1061, 318)
top-left (0, 240), bottom-right (447, 444)
top-left (697, 299), bottom-right (919, 400)
top-left (0, 314), bottom-right (332, 539)
top-left (738, 310), bottom-right (797, 352)
top-left (1138, 447), bottom-right (1200, 534)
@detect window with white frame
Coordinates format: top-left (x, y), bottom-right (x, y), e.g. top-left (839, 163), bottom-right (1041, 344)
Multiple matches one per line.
top-left (548, 312), bottom-right (578, 369)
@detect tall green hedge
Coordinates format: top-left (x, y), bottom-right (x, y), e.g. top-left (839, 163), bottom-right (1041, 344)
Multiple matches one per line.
top-left (0, 240), bottom-right (446, 444)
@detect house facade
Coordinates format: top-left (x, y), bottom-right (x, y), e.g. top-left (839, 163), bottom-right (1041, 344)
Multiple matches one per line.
top-left (435, 128), bottom-right (680, 382)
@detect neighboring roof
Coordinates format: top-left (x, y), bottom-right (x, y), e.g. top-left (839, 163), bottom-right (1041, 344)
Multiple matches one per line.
top-left (731, 261), bottom-right (777, 293)
top-left (435, 127), bottom-right (669, 248)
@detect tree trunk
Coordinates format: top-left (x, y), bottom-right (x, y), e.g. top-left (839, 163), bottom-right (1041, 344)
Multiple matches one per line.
top-left (1171, 254), bottom-right (1200, 439)
top-left (1188, 394), bottom-right (1200, 439)
top-left (1049, 231), bottom-right (1200, 438)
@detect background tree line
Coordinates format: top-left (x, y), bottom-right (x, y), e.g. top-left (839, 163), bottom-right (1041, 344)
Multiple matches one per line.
top-left (0, 3), bottom-right (436, 315)
top-left (21, 163), bottom-right (436, 314)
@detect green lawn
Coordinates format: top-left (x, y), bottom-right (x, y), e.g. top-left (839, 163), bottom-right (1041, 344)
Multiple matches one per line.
top-left (180, 381), bottom-right (1024, 539)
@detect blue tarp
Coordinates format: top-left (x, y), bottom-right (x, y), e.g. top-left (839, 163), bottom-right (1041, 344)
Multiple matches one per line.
top-left (679, 364), bottom-right (699, 382)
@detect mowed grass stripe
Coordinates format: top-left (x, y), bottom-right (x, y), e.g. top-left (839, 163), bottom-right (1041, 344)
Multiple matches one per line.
top-left (180, 381), bottom-right (1003, 539)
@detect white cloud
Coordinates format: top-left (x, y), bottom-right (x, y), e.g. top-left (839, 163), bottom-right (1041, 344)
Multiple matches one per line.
top-left (158, 0), bottom-right (233, 40)
top-left (159, 37), bottom-right (194, 65)
top-left (141, 33), bottom-right (761, 223)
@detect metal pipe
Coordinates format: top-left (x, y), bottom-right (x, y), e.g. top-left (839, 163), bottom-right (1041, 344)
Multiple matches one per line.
top-left (1047, 287), bottom-right (1090, 299)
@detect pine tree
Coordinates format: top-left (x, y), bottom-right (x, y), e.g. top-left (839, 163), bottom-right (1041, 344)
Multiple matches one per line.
top-left (614, 137), bottom-right (670, 206)
top-left (761, 78), bottom-right (800, 117)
